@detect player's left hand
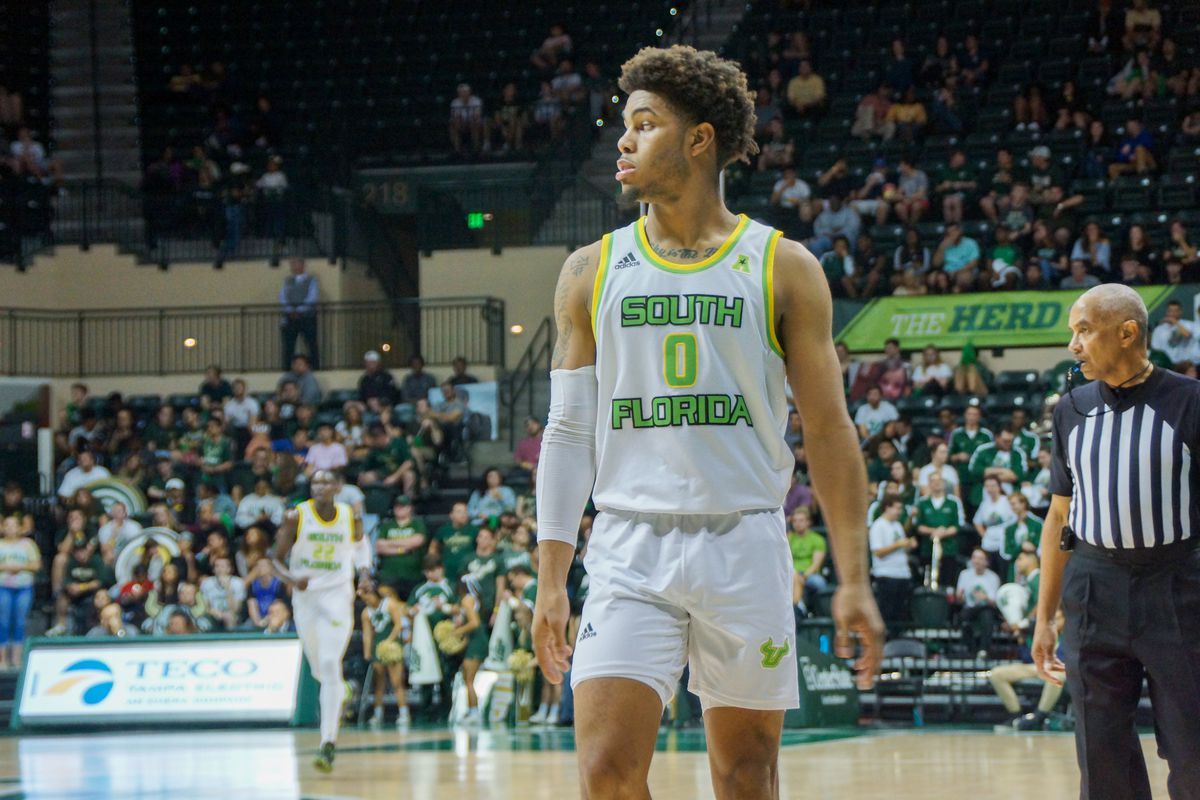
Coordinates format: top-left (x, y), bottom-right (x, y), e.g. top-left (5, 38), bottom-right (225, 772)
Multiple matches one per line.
top-left (532, 587), bottom-right (573, 685)
top-left (832, 582), bottom-right (885, 691)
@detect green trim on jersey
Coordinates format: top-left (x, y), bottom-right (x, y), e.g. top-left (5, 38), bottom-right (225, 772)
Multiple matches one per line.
top-left (762, 229), bottom-right (785, 358)
top-left (590, 233), bottom-right (613, 338)
top-left (634, 214), bottom-right (751, 274)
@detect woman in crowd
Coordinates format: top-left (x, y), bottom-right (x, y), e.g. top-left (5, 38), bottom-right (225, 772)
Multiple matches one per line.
top-left (143, 561), bottom-right (183, 633)
top-left (245, 558), bottom-right (287, 629)
top-left (336, 402), bottom-right (369, 459)
top-left (917, 442), bottom-right (961, 498)
top-left (1071, 221), bottom-right (1113, 274)
top-left (912, 345), bottom-right (953, 396)
top-left (0, 516), bottom-right (41, 668)
top-left (467, 467), bottom-right (516, 526)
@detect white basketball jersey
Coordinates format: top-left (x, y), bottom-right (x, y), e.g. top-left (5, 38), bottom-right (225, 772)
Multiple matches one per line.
top-left (591, 214), bottom-right (793, 514)
top-left (290, 500), bottom-right (357, 591)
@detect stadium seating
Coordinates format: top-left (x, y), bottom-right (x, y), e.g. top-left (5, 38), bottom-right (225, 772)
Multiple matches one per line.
top-left (130, 0), bottom-right (678, 172)
top-left (720, 0), bottom-right (1199, 254)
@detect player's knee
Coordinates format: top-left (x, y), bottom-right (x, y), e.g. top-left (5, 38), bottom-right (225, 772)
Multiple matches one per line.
top-left (710, 755), bottom-right (777, 799)
top-left (578, 745), bottom-right (651, 797)
top-left (318, 655), bottom-right (343, 682)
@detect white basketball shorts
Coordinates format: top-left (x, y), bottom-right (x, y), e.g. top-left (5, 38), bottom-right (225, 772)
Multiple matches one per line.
top-left (570, 507), bottom-right (799, 712)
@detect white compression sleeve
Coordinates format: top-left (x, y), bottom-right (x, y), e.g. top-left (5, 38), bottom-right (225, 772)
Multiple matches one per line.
top-left (535, 366), bottom-right (598, 548)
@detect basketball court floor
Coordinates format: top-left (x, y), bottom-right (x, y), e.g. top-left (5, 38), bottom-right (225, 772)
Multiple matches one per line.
top-left (0, 725), bottom-right (1171, 799)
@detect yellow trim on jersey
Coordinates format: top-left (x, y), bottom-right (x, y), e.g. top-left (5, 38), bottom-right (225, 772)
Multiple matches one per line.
top-left (635, 214), bottom-right (751, 274)
top-left (590, 233), bottom-right (613, 338)
top-left (763, 229), bottom-right (785, 359)
top-left (304, 499), bottom-right (344, 529)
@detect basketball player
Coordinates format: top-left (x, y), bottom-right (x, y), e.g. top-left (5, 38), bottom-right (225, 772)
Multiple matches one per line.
top-left (531, 46), bottom-right (884, 799)
top-left (273, 470), bottom-right (373, 773)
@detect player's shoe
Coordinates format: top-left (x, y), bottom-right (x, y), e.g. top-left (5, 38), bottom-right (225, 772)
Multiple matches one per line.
top-left (396, 706), bottom-right (412, 728)
top-left (313, 742), bottom-right (336, 773)
top-left (464, 708), bottom-right (482, 727)
top-left (368, 709), bottom-right (383, 729)
top-left (529, 706), bottom-right (548, 724)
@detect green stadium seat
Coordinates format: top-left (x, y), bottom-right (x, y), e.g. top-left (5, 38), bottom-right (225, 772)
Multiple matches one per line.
top-left (1158, 176), bottom-right (1197, 211)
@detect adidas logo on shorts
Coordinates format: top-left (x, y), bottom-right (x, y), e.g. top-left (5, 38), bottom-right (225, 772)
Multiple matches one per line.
top-left (579, 622), bottom-right (598, 642)
top-left (614, 252), bottom-right (639, 270)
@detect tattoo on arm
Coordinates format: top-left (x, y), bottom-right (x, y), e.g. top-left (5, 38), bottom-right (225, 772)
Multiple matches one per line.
top-left (551, 260), bottom-right (577, 370)
top-left (568, 252), bottom-right (589, 276)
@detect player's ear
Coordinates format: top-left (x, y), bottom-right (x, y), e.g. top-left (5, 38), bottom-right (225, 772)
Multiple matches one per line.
top-left (689, 122), bottom-right (717, 159)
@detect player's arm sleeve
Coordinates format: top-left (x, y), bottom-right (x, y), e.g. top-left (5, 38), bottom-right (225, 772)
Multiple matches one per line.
top-left (352, 534), bottom-right (372, 573)
top-left (534, 366), bottom-right (598, 548)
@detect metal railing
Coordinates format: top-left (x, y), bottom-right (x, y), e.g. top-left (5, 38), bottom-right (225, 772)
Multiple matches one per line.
top-left (2, 171), bottom-right (625, 270)
top-left (1, 179), bottom-right (328, 269)
top-left (501, 316), bottom-right (555, 448)
top-left (0, 297), bottom-right (504, 377)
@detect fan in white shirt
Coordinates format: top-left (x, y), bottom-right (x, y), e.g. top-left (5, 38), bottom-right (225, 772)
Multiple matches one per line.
top-left (911, 346), bottom-right (954, 394)
top-left (854, 386), bottom-right (899, 439)
top-left (57, 451), bottom-right (111, 501)
top-left (916, 443), bottom-right (960, 497)
top-left (973, 476), bottom-right (1017, 558)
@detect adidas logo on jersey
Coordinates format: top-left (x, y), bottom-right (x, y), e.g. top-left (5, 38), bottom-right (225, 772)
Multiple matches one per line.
top-left (614, 252), bottom-right (639, 270)
top-left (579, 622), bottom-right (598, 641)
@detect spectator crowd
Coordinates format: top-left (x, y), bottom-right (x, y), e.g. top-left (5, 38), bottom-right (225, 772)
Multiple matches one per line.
top-left (737, 0), bottom-right (1200, 298)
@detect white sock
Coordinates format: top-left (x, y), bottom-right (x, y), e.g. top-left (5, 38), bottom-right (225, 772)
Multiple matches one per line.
top-left (319, 673), bottom-right (343, 743)
top-left (547, 703), bottom-right (559, 722)
top-left (535, 703), bottom-right (548, 717)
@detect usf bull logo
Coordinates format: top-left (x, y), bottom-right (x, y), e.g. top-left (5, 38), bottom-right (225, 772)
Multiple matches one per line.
top-left (759, 637), bottom-right (791, 669)
top-left (732, 253), bottom-right (751, 274)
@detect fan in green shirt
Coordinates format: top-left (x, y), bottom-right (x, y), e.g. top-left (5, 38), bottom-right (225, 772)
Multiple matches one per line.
top-left (948, 407), bottom-right (994, 483)
top-left (464, 527), bottom-right (506, 618)
top-left (1012, 549), bottom-right (1041, 637)
top-left (788, 508), bottom-right (828, 576)
top-left (868, 481), bottom-right (917, 525)
top-left (432, 502), bottom-right (479, 582)
top-left (359, 425), bottom-right (417, 495)
top-left (914, 473), bottom-right (966, 562)
top-left (376, 496), bottom-right (428, 598)
top-left (408, 555), bottom-right (458, 625)
top-left (1006, 408), bottom-right (1040, 462)
top-left (1002, 493), bottom-right (1043, 567)
top-left (967, 429), bottom-right (1028, 506)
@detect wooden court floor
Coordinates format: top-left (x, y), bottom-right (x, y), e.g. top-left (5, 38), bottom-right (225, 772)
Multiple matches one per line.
top-left (0, 725), bottom-right (1172, 799)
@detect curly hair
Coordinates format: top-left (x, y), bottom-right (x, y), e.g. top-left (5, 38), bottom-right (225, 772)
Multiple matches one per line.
top-left (618, 45), bottom-right (758, 168)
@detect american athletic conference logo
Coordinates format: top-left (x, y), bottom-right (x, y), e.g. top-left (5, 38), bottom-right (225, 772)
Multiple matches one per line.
top-left (44, 659), bottom-right (115, 705)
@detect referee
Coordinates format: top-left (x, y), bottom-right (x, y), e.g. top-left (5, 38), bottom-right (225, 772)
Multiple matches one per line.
top-left (1034, 285), bottom-right (1200, 800)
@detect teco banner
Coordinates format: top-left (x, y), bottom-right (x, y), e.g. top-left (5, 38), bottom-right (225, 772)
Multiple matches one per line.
top-left (15, 636), bottom-right (303, 728)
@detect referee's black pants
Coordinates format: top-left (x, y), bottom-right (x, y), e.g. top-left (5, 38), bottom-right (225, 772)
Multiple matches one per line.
top-left (1061, 542), bottom-right (1200, 800)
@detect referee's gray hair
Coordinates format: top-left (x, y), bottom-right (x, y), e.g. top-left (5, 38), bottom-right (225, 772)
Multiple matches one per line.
top-left (1080, 284), bottom-right (1149, 348)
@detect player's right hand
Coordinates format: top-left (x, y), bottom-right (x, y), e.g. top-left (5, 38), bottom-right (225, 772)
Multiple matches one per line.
top-left (832, 582), bottom-right (885, 691)
top-left (532, 587), bottom-right (573, 685)
top-left (1031, 619), bottom-right (1065, 685)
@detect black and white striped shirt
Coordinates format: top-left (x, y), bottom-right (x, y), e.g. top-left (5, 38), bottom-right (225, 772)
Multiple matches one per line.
top-left (1050, 368), bottom-right (1198, 549)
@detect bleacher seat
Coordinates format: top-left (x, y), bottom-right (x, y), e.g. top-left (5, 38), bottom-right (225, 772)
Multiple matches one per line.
top-left (167, 393), bottom-right (201, 411)
top-left (994, 370), bottom-right (1043, 393)
top-left (1158, 175), bottom-right (1197, 211)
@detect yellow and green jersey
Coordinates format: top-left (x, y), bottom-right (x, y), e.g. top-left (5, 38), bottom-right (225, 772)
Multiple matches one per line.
top-left (591, 215), bottom-right (792, 514)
